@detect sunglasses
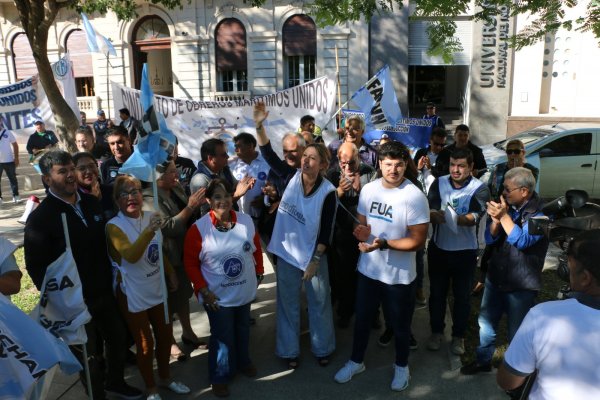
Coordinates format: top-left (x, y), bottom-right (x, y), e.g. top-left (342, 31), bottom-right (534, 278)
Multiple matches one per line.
top-left (506, 149), bottom-right (523, 155)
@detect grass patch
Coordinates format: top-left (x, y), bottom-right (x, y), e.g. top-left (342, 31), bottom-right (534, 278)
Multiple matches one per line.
top-left (10, 247), bottom-right (40, 315)
top-left (462, 269), bottom-right (564, 365)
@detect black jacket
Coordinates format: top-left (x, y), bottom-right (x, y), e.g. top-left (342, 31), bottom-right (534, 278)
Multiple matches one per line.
top-left (433, 141), bottom-right (487, 178)
top-left (487, 192), bottom-right (549, 292)
top-left (24, 192), bottom-right (113, 305)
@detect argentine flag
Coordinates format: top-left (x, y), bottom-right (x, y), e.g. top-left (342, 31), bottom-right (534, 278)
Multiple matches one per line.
top-left (119, 63), bottom-right (176, 181)
top-left (81, 13), bottom-right (117, 57)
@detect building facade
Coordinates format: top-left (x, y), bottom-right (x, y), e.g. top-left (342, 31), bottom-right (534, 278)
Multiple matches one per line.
top-left (1, 0), bottom-right (598, 144)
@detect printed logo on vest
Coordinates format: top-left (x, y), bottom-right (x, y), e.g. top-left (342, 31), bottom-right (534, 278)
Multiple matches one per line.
top-left (222, 255), bottom-right (244, 279)
top-left (258, 171), bottom-right (267, 181)
top-left (243, 241), bottom-right (251, 252)
top-left (146, 243), bottom-right (159, 266)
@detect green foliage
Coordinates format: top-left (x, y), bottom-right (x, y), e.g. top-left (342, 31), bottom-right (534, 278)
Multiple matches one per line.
top-left (78, 0), bottom-right (186, 21)
top-left (251, 0), bottom-right (600, 64)
top-left (11, 248), bottom-right (40, 315)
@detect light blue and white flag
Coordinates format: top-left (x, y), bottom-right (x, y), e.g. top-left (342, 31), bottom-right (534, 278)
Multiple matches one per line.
top-left (351, 65), bottom-right (402, 131)
top-left (51, 53), bottom-right (80, 120)
top-left (0, 295), bottom-right (81, 400)
top-left (119, 63), bottom-right (176, 182)
top-left (30, 248), bottom-right (91, 345)
top-left (80, 13), bottom-right (117, 57)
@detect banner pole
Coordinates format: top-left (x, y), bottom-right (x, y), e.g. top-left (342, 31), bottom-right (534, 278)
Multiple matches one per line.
top-left (61, 213), bottom-right (92, 399)
top-left (335, 45), bottom-right (343, 134)
top-left (152, 169), bottom-right (170, 324)
top-left (106, 54), bottom-right (111, 120)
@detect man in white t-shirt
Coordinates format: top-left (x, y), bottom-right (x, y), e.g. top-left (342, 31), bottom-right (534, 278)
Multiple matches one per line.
top-left (334, 141), bottom-right (429, 392)
top-left (0, 122), bottom-right (20, 204)
top-left (498, 229), bottom-right (600, 400)
top-left (229, 132), bottom-right (270, 222)
top-left (0, 237), bottom-right (22, 298)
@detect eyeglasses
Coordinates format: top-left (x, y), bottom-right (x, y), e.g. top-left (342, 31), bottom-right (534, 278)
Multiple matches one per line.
top-left (76, 163), bottom-right (97, 172)
top-left (503, 186), bottom-right (524, 193)
top-left (118, 189), bottom-right (141, 199)
top-left (506, 149), bottom-right (523, 155)
top-left (340, 160), bottom-right (357, 168)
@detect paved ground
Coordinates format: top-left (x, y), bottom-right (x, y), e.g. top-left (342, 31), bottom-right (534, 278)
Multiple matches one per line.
top-left (1, 187), bottom-right (508, 400)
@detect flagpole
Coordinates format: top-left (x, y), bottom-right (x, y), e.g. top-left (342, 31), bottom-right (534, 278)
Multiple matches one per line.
top-left (152, 169), bottom-right (170, 324)
top-left (106, 53), bottom-right (110, 120)
top-left (61, 213), bottom-right (93, 400)
top-left (335, 45), bottom-right (343, 138)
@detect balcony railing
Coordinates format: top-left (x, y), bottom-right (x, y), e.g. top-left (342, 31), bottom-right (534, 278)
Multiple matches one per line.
top-left (77, 96), bottom-right (100, 115)
top-left (210, 91), bottom-right (251, 102)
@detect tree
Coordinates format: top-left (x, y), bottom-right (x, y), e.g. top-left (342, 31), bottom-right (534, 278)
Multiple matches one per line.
top-left (277, 0), bottom-right (600, 64)
top-left (13, 0), bottom-right (184, 151)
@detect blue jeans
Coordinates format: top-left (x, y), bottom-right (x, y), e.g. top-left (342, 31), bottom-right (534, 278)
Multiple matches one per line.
top-left (476, 279), bottom-right (536, 365)
top-left (205, 303), bottom-right (252, 384)
top-left (0, 162), bottom-right (19, 198)
top-left (275, 257), bottom-right (335, 358)
top-left (351, 273), bottom-right (416, 367)
top-left (427, 242), bottom-right (477, 338)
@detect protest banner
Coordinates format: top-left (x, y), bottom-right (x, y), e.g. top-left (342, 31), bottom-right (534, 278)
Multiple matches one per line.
top-left (0, 294), bottom-right (81, 399)
top-left (0, 77), bottom-right (54, 142)
top-left (342, 109), bottom-right (432, 151)
top-left (112, 76), bottom-right (337, 160)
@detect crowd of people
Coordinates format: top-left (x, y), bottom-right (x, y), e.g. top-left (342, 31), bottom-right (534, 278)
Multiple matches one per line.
top-left (1, 102), bottom-right (599, 400)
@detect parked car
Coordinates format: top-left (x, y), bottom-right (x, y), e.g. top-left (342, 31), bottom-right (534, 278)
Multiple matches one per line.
top-left (481, 123), bottom-right (600, 200)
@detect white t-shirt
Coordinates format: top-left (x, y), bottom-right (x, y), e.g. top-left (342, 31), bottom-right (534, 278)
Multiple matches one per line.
top-left (356, 178), bottom-right (430, 285)
top-left (0, 129), bottom-right (16, 163)
top-left (504, 299), bottom-right (600, 400)
top-left (229, 154), bottom-right (270, 218)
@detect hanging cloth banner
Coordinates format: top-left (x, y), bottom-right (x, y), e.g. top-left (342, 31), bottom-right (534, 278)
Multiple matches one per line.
top-left (112, 76), bottom-right (337, 160)
top-left (0, 77), bottom-right (54, 142)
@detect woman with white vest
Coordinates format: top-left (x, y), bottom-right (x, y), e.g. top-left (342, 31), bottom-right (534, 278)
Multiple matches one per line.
top-left (268, 143), bottom-right (337, 369)
top-left (183, 178), bottom-right (264, 398)
top-left (106, 175), bottom-right (190, 400)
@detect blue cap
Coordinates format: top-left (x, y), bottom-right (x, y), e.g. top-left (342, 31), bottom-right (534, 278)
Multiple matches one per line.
top-left (97, 109), bottom-right (105, 115)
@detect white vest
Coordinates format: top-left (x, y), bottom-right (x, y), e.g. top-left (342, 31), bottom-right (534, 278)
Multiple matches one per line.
top-left (434, 176), bottom-right (483, 251)
top-left (107, 212), bottom-right (162, 312)
top-left (195, 212), bottom-right (257, 307)
top-left (268, 171), bottom-right (335, 271)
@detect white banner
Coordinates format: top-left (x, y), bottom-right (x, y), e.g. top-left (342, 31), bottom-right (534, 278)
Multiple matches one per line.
top-left (52, 53), bottom-right (80, 120)
top-left (0, 77), bottom-right (54, 142)
top-left (30, 248), bottom-right (91, 345)
top-left (112, 76), bottom-right (337, 161)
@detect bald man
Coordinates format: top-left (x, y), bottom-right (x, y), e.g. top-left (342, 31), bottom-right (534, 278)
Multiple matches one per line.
top-left (326, 142), bottom-right (378, 328)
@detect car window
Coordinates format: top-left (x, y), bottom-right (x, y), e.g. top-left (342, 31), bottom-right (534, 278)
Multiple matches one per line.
top-left (539, 133), bottom-right (592, 156)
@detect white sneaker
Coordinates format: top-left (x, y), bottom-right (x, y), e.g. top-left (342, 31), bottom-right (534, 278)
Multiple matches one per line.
top-left (427, 333), bottom-right (444, 351)
top-left (13, 195), bottom-right (21, 204)
top-left (451, 337), bottom-right (465, 355)
top-left (147, 394), bottom-right (161, 400)
top-left (391, 364), bottom-right (410, 391)
top-left (334, 360), bottom-right (365, 383)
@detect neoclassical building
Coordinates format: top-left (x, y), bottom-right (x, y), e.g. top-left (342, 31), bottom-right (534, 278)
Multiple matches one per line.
top-left (1, 0), bottom-right (598, 144)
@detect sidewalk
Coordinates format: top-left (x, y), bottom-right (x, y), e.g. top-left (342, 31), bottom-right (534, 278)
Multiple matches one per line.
top-left (1, 171), bottom-right (507, 400)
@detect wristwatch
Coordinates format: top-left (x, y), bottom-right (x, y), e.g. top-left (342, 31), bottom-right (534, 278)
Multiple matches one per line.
top-left (379, 238), bottom-right (388, 250)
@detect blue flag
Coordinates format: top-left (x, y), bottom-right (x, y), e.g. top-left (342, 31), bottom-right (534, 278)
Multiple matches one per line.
top-left (119, 64), bottom-right (176, 181)
top-left (351, 65), bottom-right (402, 131)
top-left (80, 13), bottom-right (117, 57)
top-left (0, 295), bottom-right (81, 399)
